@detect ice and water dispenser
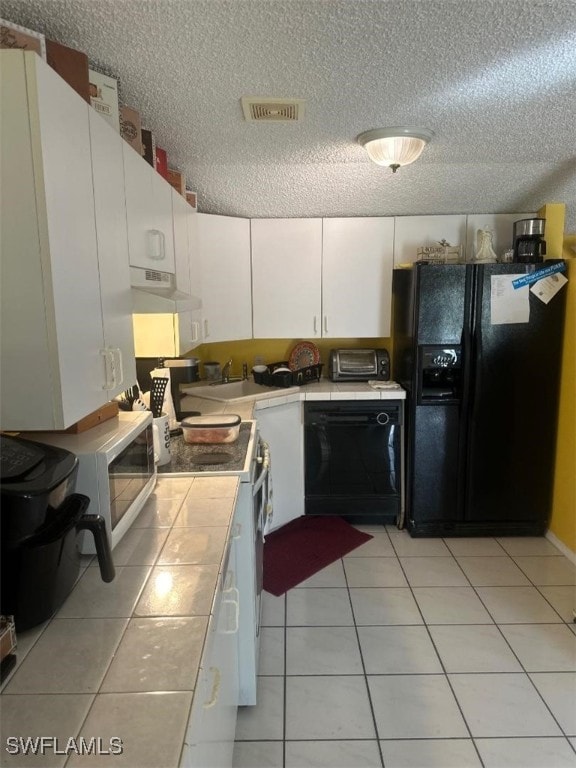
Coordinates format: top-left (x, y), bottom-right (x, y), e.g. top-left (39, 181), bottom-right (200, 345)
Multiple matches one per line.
top-left (417, 346), bottom-right (461, 403)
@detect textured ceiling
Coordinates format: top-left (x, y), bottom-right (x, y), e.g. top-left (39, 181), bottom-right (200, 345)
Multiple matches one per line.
top-left (3, 0), bottom-right (576, 228)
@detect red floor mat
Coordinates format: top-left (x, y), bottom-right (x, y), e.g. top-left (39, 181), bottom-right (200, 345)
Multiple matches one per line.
top-left (263, 515), bottom-right (373, 596)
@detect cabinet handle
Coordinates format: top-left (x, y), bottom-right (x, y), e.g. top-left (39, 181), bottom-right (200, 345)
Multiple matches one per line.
top-left (147, 229), bottom-right (165, 260)
top-left (313, 316), bottom-right (318, 334)
top-left (114, 348), bottom-right (124, 388)
top-left (324, 316), bottom-right (328, 334)
top-left (222, 588), bottom-right (240, 634)
top-left (191, 320), bottom-right (200, 343)
top-left (204, 666), bottom-right (221, 709)
top-left (204, 319), bottom-right (209, 338)
top-left (100, 349), bottom-right (114, 390)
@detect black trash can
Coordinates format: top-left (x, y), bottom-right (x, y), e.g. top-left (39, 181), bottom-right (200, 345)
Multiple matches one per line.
top-left (0, 434), bottom-right (115, 631)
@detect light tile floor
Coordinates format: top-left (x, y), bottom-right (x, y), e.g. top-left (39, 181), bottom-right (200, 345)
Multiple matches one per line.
top-left (233, 527), bottom-right (576, 768)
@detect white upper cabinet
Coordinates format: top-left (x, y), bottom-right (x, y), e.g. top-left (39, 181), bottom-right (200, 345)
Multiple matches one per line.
top-left (88, 108), bottom-right (137, 398)
top-left (172, 188), bottom-right (192, 295)
top-left (393, 215), bottom-right (467, 265)
top-left (251, 217), bottom-right (394, 339)
top-left (251, 218), bottom-right (322, 338)
top-left (322, 217), bottom-right (395, 337)
top-left (187, 205), bottom-right (202, 300)
top-left (197, 213), bottom-right (252, 342)
top-left (123, 142), bottom-right (175, 273)
top-left (0, 51), bottom-right (128, 429)
top-left (132, 310), bottom-right (202, 357)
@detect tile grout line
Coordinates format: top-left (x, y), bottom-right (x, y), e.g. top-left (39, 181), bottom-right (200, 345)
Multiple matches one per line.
top-left (389, 535), bottom-right (486, 768)
top-left (343, 552), bottom-right (386, 768)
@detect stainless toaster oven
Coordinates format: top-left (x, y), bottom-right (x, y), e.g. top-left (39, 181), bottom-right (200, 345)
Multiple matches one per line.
top-left (328, 348), bottom-right (390, 381)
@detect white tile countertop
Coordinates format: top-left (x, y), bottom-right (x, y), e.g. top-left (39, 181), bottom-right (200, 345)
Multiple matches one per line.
top-left (1, 380), bottom-right (406, 767)
top-left (181, 379), bottom-right (406, 416)
top-left (1, 475), bottom-right (240, 768)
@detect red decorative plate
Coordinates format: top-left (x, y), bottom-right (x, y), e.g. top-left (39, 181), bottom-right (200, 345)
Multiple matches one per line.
top-left (288, 341), bottom-right (321, 371)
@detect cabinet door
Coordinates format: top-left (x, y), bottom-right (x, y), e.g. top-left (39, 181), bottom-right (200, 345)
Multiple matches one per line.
top-left (393, 215), bottom-right (467, 265)
top-left (187, 206), bottom-right (202, 300)
top-left (251, 218), bottom-right (322, 338)
top-left (182, 540), bottom-right (239, 768)
top-left (197, 213), bottom-right (252, 342)
top-left (123, 143), bottom-right (175, 273)
top-left (1, 51), bottom-right (106, 430)
top-left (176, 309), bottom-right (203, 353)
top-left (255, 401), bottom-right (304, 529)
top-left (151, 169), bottom-right (175, 271)
top-left (322, 217), bottom-right (395, 337)
top-left (88, 109), bottom-right (137, 396)
top-left (172, 189), bottom-right (192, 295)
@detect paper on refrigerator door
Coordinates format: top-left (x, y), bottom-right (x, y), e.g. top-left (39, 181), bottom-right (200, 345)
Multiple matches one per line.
top-left (490, 275), bottom-right (530, 324)
top-left (530, 272), bottom-right (568, 304)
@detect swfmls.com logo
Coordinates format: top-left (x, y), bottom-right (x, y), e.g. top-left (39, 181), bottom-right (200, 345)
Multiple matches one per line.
top-left (5, 736), bottom-right (123, 756)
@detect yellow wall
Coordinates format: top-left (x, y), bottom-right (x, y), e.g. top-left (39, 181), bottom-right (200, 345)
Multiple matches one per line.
top-left (547, 243), bottom-right (576, 553)
top-left (189, 338), bottom-right (392, 379)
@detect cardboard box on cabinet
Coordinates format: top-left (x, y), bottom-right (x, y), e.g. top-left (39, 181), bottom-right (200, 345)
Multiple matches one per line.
top-left (89, 68), bottom-right (120, 131)
top-left (141, 128), bottom-right (155, 165)
top-left (186, 190), bottom-right (198, 210)
top-left (120, 106), bottom-right (143, 155)
top-left (167, 168), bottom-right (186, 196)
top-left (155, 146), bottom-right (168, 179)
top-left (0, 18), bottom-right (46, 58)
top-left (46, 38), bottom-right (90, 102)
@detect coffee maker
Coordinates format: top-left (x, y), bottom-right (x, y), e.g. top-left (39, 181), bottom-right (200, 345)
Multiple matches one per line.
top-left (163, 358), bottom-right (200, 422)
top-left (513, 218), bottom-right (546, 263)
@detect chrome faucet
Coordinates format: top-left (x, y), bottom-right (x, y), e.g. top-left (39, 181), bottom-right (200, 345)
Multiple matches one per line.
top-left (222, 358), bottom-right (233, 383)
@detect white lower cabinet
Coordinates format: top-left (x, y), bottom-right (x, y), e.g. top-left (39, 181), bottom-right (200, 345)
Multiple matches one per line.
top-left (255, 400), bottom-right (304, 530)
top-left (181, 539), bottom-right (239, 768)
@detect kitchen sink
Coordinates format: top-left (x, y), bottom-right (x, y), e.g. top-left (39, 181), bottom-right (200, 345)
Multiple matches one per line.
top-left (183, 379), bottom-right (297, 403)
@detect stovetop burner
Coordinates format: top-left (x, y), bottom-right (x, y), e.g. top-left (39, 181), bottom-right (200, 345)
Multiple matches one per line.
top-left (158, 422), bottom-right (253, 474)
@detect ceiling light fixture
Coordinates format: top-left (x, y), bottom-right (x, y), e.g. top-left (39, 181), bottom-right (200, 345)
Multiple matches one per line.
top-left (357, 126), bottom-right (434, 173)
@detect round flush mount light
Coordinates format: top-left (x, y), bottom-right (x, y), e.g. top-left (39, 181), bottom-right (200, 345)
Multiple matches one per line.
top-left (357, 126), bottom-right (434, 173)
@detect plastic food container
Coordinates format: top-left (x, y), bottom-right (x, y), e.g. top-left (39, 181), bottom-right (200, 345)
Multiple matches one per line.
top-left (181, 414), bottom-right (241, 444)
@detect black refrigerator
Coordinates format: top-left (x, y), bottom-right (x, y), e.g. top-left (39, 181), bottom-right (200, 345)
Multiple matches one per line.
top-left (392, 261), bottom-right (567, 537)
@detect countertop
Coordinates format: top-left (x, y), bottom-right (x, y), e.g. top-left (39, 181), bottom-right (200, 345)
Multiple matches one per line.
top-left (1, 380), bottom-right (406, 767)
top-left (1, 474), bottom-right (240, 768)
top-left (181, 378), bottom-right (406, 419)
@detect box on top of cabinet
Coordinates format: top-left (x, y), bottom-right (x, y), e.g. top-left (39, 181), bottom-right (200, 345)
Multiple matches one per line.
top-left (89, 68), bottom-right (120, 131)
top-left (186, 190), bottom-right (197, 210)
top-left (120, 105), bottom-right (143, 155)
top-left (46, 38), bottom-right (90, 103)
top-left (1, 18), bottom-right (46, 58)
top-left (155, 146), bottom-right (168, 179)
top-left (141, 128), bottom-right (155, 166)
top-left (167, 168), bottom-right (186, 196)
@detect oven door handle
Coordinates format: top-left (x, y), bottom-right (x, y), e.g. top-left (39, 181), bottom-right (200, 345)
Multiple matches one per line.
top-left (253, 442), bottom-right (270, 496)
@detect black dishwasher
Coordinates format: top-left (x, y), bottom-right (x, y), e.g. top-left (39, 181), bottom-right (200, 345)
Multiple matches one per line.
top-left (304, 401), bottom-right (402, 524)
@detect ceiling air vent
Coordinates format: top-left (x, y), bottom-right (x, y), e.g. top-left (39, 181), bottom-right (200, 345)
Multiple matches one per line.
top-left (241, 96), bottom-right (306, 122)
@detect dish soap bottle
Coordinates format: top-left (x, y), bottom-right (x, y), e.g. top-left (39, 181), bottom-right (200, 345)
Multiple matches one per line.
top-left (472, 229), bottom-right (498, 263)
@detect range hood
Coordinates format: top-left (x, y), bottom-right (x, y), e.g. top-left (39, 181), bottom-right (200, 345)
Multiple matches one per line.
top-left (130, 267), bottom-right (201, 313)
